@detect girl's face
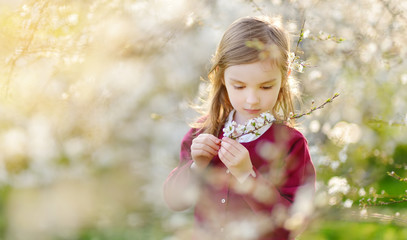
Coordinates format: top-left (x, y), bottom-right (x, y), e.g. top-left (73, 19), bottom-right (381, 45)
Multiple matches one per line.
top-left (224, 60), bottom-right (282, 125)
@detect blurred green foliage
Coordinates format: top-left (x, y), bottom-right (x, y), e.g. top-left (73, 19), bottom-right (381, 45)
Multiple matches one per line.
top-left (300, 221), bottom-right (407, 240)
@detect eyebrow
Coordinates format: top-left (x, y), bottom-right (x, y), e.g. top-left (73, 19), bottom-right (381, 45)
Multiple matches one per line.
top-left (229, 78), bottom-right (277, 84)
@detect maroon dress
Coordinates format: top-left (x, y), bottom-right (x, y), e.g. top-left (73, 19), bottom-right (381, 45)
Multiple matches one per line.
top-left (164, 123), bottom-right (316, 240)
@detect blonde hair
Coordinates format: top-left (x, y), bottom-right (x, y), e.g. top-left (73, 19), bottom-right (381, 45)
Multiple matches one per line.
top-left (195, 16), bottom-right (296, 136)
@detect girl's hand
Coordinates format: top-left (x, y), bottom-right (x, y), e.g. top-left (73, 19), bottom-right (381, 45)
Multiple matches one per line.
top-left (191, 134), bottom-right (221, 170)
top-left (218, 137), bottom-right (254, 182)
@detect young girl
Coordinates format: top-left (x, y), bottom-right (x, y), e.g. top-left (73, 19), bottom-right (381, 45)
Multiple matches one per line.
top-left (164, 16), bottom-right (316, 240)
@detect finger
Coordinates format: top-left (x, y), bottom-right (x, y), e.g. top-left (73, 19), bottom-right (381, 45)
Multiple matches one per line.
top-left (218, 147), bottom-right (235, 166)
top-left (192, 149), bottom-right (214, 159)
top-left (194, 134), bottom-right (221, 147)
top-left (193, 139), bottom-right (220, 153)
top-left (197, 134), bottom-right (221, 145)
top-left (218, 148), bottom-right (230, 166)
top-left (192, 143), bottom-right (218, 156)
top-left (220, 142), bottom-right (237, 158)
top-left (221, 138), bottom-right (241, 153)
top-left (191, 140), bottom-right (218, 152)
top-left (191, 147), bottom-right (217, 160)
top-left (222, 137), bottom-right (247, 152)
top-left (206, 134), bottom-right (221, 145)
top-left (221, 136), bottom-right (238, 145)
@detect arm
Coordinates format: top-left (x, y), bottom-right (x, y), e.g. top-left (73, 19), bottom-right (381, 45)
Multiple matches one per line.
top-left (163, 128), bottom-right (198, 211)
top-left (163, 128), bottom-right (221, 211)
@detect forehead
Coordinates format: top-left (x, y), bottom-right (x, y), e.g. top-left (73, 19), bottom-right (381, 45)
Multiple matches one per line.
top-left (224, 60), bottom-right (281, 83)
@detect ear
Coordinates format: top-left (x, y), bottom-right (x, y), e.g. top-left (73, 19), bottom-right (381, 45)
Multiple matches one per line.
top-left (287, 68), bottom-right (291, 77)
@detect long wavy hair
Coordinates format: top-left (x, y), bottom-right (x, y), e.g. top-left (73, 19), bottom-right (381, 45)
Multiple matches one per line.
top-left (194, 16), bottom-right (297, 136)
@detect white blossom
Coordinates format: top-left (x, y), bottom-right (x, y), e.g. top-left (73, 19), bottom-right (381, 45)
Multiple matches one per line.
top-left (303, 29), bottom-right (310, 39)
top-left (261, 112), bottom-right (275, 122)
top-left (255, 116), bottom-right (265, 126)
top-left (328, 176), bottom-right (350, 195)
top-left (343, 199), bottom-right (353, 208)
top-left (245, 119), bottom-right (257, 132)
top-left (235, 124), bottom-right (246, 136)
top-left (223, 111), bottom-right (275, 139)
top-left (358, 188), bottom-right (366, 196)
top-left (223, 125), bottom-right (235, 137)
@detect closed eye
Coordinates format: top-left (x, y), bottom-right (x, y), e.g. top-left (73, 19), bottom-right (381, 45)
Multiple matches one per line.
top-left (261, 86), bottom-right (273, 90)
top-left (233, 86), bottom-right (245, 89)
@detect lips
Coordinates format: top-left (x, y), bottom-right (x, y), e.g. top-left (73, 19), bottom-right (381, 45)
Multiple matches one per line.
top-left (244, 109), bottom-right (261, 114)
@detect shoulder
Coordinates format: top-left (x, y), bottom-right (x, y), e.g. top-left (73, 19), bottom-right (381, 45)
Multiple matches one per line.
top-left (182, 127), bottom-right (199, 143)
top-left (187, 115), bottom-right (208, 134)
top-left (181, 121), bottom-right (206, 145)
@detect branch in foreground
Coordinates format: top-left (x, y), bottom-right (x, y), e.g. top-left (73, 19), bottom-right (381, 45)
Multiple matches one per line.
top-left (223, 93), bottom-right (340, 139)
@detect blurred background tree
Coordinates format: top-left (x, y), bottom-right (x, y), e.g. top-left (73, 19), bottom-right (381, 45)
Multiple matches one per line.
top-left (0, 0), bottom-right (406, 239)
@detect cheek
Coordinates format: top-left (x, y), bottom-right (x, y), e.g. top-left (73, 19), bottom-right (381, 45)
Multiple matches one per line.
top-left (265, 89), bottom-right (280, 106)
top-left (224, 86), bottom-right (237, 104)
top-left (226, 91), bottom-right (240, 105)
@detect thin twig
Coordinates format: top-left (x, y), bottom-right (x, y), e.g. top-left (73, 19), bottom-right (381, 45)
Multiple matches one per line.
top-left (294, 19), bottom-right (306, 56)
top-left (378, 0), bottom-right (407, 21)
top-left (361, 197), bottom-right (407, 207)
top-left (3, 1), bottom-right (49, 97)
top-left (291, 93), bottom-right (340, 119)
top-left (388, 171), bottom-right (407, 182)
top-left (227, 93), bottom-right (340, 139)
top-left (247, 0), bottom-right (265, 15)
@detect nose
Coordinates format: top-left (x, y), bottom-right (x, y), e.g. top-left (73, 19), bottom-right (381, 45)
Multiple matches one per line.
top-left (246, 89), bottom-right (259, 105)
